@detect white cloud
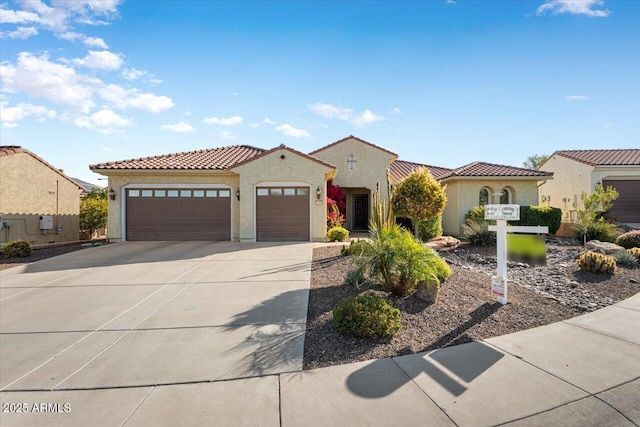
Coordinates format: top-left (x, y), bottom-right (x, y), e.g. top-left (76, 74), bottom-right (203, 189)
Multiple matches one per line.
top-left (564, 95), bottom-right (588, 101)
top-left (275, 123), bottom-right (310, 138)
top-left (121, 67), bottom-right (146, 80)
top-left (0, 52), bottom-right (173, 115)
top-left (220, 131), bottom-right (235, 140)
top-left (537, 0), bottom-right (610, 17)
top-left (308, 102), bottom-right (353, 120)
top-left (101, 146), bottom-right (113, 152)
top-left (2, 26), bottom-right (39, 39)
top-left (392, 107), bottom-right (401, 115)
top-left (352, 109), bottom-right (385, 127)
top-left (263, 118), bottom-right (276, 125)
top-left (74, 109), bottom-right (131, 131)
top-left (0, 7), bottom-right (42, 25)
top-left (0, 101), bottom-right (56, 127)
top-left (84, 36), bottom-right (108, 49)
top-left (203, 115), bottom-right (243, 126)
top-left (446, 0), bottom-right (456, 4)
top-left (73, 50), bottom-right (123, 70)
top-left (161, 121), bottom-right (195, 133)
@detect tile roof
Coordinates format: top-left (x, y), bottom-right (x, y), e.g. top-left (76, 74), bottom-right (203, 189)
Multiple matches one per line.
top-left (389, 160), bottom-right (453, 182)
top-left (445, 162), bottom-right (553, 178)
top-left (309, 135), bottom-right (398, 158)
top-left (0, 145), bottom-right (84, 190)
top-left (90, 145), bottom-right (266, 171)
top-left (230, 144), bottom-right (336, 170)
top-left (552, 149), bottom-right (640, 166)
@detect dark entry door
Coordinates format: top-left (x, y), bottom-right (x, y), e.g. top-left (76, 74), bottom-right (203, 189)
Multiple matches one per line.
top-left (353, 194), bottom-right (369, 230)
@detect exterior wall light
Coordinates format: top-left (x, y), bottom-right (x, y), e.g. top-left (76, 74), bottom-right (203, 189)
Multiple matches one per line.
top-left (108, 187), bottom-right (116, 200)
top-left (236, 189), bottom-right (240, 200)
top-left (316, 186), bottom-right (322, 200)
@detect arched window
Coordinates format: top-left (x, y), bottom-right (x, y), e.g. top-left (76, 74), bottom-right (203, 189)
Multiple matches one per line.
top-left (500, 187), bottom-right (511, 204)
top-left (479, 188), bottom-right (490, 206)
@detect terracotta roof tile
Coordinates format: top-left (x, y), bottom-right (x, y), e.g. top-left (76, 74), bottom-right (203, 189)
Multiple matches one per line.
top-left (389, 160), bottom-right (452, 182)
top-left (230, 144), bottom-right (336, 170)
top-left (553, 149), bottom-right (640, 166)
top-left (90, 145), bottom-right (266, 171)
top-left (446, 162), bottom-right (553, 178)
top-left (309, 135), bottom-right (398, 157)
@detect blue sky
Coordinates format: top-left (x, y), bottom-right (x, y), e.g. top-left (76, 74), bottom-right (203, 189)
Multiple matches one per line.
top-left (1, 0), bottom-right (638, 185)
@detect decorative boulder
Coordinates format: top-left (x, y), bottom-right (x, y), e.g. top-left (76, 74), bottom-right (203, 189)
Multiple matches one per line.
top-left (416, 277), bottom-right (440, 303)
top-left (585, 240), bottom-right (625, 255)
top-left (426, 236), bottom-right (461, 252)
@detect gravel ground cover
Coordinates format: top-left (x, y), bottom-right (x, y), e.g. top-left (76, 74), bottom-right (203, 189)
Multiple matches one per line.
top-left (304, 242), bottom-right (640, 370)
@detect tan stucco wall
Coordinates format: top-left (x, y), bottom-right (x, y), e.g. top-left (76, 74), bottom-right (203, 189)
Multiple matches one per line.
top-left (442, 178), bottom-right (541, 235)
top-left (539, 155), bottom-right (594, 222)
top-left (312, 138), bottom-right (396, 204)
top-left (231, 148), bottom-right (335, 241)
top-left (0, 152), bottom-right (81, 244)
top-left (101, 172), bottom-right (240, 241)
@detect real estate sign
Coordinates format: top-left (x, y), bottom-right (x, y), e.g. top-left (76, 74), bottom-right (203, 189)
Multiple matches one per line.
top-left (484, 204), bottom-right (520, 221)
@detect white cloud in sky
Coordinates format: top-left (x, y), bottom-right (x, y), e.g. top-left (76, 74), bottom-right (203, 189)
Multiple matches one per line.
top-left (392, 107), bottom-right (401, 115)
top-left (84, 36), bottom-right (108, 49)
top-left (2, 26), bottom-right (39, 39)
top-left (203, 115), bottom-right (243, 126)
top-left (161, 121), bottom-right (195, 133)
top-left (309, 102), bottom-right (385, 127)
top-left (0, 8), bottom-right (42, 25)
top-left (446, 0), bottom-right (456, 4)
top-left (564, 95), bottom-right (588, 101)
top-left (73, 50), bottom-right (123, 70)
top-left (275, 123), bottom-right (310, 138)
top-left (0, 101), bottom-right (56, 127)
top-left (308, 102), bottom-right (353, 120)
top-left (537, 0), bottom-right (610, 17)
top-left (220, 131), bottom-right (235, 140)
top-left (0, 52), bottom-right (174, 115)
top-left (101, 146), bottom-right (114, 152)
top-left (263, 118), bottom-right (276, 125)
top-left (74, 109), bottom-right (131, 132)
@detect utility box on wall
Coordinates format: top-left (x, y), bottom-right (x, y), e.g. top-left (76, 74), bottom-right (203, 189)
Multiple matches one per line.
top-left (39, 215), bottom-right (54, 230)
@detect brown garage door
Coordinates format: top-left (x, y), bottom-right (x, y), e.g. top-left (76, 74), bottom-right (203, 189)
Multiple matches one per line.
top-left (126, 188), bottom-right (231, 241)
top-left (603, 180), bottom-right (640, 223)
top-left (256, 187), bottom-right (310, 241)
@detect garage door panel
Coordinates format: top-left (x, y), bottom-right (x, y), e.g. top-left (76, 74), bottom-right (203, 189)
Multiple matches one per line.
top-left (256, 187), bottom-right (310, 242)
top-left (603, 180), bottom-right (640, 223)
top-left (126, 188), bottom-right (231, 241)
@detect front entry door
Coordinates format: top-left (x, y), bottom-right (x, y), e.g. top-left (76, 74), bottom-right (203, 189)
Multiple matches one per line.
top-left (353, 194), bottom-right (369, 230)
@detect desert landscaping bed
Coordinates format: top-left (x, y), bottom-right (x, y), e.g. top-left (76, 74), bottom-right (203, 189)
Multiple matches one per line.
top-left (0, 243), bottom-right (84, 271)
top-left (304, 242), bottom-right (640, 370)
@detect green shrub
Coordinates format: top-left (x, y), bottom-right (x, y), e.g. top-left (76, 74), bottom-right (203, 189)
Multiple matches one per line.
top-left (574, 219), bottom-right (618, 243)
top-left (355, 228), bottom-right (452, 296)
top-left (418, 215), bottom-right (443, 241)
top-left (463, 218), bottom-right (495, 246)
top-left (627, 247), bottom-right (640, 262)
top-left (616, 230), bottom-right (640, 249)
top-left (465, 206), bottom-right (486, 223)
top-left (614, 250), bottom-right (638, 268)
top-left (327, 226), bottom-right (349, 242)
top-left (345, 269), bottom-right (365, 287)
top-left (514, 206), bottom-right (562, 235)
top-left (2, 240), bottom-right (33, 259)
top-left (341, 239), bottom-right (366, 257)
top-left (333, 294), bottom-right (402, 338)
top-left (576, 251), bottom-right (617, 274)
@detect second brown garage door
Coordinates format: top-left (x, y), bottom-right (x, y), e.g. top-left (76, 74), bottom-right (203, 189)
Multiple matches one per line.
top-left (256, 187), bottom-right (310, 241)
top-left (603, 180), bottom-right (640, 223)
top-left (126, 188), bottom-right (231, 241)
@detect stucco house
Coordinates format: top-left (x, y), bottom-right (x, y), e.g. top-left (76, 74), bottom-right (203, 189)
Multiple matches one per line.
top-left (90, 136), bottom-right (552, 242)
top-left (0, 146), bottom-right (83, 245)
top-left (539, 149), bottom-right (640, 228)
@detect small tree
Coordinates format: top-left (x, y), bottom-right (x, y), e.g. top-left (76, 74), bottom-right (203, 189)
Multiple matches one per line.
top-left (391, 167), bottom-right (446, 239)
top-left (523, 154), bottom-right (549, 169)
top-left (80, 189), bottom-right (108, 239)
top-left (574, 184), bottom-right (620, 242)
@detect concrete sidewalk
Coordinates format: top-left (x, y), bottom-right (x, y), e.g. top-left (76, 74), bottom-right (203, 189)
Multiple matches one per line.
top-left (1, 293), bottom-right (638, 427)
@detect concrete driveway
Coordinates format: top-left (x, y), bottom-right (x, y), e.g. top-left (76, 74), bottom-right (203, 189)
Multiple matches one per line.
top-left (0, 241), bottom-right (312, 391)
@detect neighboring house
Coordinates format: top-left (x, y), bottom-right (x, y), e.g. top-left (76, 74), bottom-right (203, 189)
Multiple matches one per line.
top-left (0, 146), bottom-right (83, 245)
top-left (539, 149), bottom-right (640, 228)
top-left (90, 136), bottom-right (552, 242)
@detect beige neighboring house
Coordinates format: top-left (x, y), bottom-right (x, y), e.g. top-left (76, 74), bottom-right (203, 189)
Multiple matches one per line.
top-left (0, 146), bottom-right (83, 245)
top-left (90, 135), bottom-right (552, 242)
top-left (539, 149), bottom-right (640, 228)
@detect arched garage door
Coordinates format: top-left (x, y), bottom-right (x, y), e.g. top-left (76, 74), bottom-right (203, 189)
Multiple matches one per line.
top-left (256, 186), bottom-right (310, 241)
top-left (126, 188), bottom-right (231, 241)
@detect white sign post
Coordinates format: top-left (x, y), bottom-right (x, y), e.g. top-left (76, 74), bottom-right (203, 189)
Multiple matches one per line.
top-left (485, 205), bottom-right (548, 305)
